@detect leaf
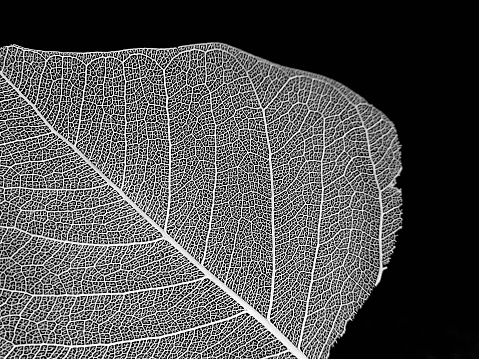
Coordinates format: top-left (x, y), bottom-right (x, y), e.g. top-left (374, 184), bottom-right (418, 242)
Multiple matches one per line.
top-left (0, 43), bottom-right (402, 359)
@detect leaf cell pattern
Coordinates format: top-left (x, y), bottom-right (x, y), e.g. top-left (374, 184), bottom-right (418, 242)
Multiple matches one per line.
top-left (0, 43), bottom-right (402, 359)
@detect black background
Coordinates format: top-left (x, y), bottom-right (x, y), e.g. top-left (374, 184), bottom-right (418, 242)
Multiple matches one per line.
top-left (1, 8), bottom-right (475, 359)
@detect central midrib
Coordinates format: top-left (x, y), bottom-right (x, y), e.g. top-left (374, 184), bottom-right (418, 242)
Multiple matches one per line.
top-left (0, 70), bottom-right (308, 359)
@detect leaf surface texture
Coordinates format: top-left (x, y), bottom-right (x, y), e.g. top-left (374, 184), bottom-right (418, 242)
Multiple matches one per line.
top-left (0, 43), bottom-right (402, 359)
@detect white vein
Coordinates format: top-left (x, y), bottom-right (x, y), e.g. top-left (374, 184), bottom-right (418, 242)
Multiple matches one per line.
top-left (12, 312), bottom-right (247, 349)
top-left (163, 67), bottom-right (172, 230)
top-left (201, 87), bottom-right (218, 265)
top-left (298, 110), bottom-right (326, 349)
top-left (2, 277), bottom-right (205, 298)
top-left (231, 56), bottom-right (278, 321)
top-left (356, 104), bottom-right (386, 287)
top-left (0, 225), bottom-right (164, 247)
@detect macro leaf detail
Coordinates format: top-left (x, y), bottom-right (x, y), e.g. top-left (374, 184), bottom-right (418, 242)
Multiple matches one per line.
top-left (0, 43), bottom-right (402, 359)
